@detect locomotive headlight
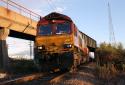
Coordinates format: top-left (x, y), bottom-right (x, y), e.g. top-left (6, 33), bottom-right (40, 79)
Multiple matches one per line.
top-left (64, 44), bottom-right (72, 48)
top-left (38, 46), bottom-right (43, 50)
top-left (37, 45), bottom-right (45, 50)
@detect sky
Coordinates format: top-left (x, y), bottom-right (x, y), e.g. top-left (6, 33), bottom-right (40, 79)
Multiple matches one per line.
top-left (0, 0), bottom-right (125, 57)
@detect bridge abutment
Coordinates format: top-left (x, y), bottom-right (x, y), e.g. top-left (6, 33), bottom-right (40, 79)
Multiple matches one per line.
top-left (0, 27), bottom-right (9, 71)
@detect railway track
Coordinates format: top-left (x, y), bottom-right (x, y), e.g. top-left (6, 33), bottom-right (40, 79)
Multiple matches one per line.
top-left (22, 71), bottom-right (67, 85)
top-left (0, 73), bottom-right (44, 85)
top-left (0, 71), bottom-right (66, 85)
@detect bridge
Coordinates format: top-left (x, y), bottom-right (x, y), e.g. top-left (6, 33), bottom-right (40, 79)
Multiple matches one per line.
top-left (0, 0), bottom-right (40, 70)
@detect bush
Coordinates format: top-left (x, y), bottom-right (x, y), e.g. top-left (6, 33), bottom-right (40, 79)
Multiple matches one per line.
top-left (95, 42), bottom-right (125, 79)
top-left (96, 43), bottom-right (125, 66)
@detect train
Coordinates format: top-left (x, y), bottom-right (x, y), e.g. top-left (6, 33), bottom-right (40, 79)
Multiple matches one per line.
top-left (34, 12), bottom-right (96, 72)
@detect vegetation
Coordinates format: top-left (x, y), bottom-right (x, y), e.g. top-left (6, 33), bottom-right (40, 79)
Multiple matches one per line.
top-left (8, 58), bottom-right (39, 74)
top-left (95, 42), bottom-right (125, 79)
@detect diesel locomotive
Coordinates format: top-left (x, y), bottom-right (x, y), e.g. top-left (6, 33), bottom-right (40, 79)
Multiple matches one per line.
top-left (34, 12), bottom-right (96, 71)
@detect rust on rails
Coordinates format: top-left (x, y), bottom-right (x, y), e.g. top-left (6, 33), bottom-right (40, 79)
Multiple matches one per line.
top-left (50, 73), bottom-right (67, 84)
top-left (17, 71), bottom-right (67, 85)
top-left (0, 73), bottom-right (44, 85)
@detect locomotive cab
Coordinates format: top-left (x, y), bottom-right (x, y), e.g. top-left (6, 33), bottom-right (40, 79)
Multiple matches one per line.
top-left (36, 20), bottom-right (73, 53)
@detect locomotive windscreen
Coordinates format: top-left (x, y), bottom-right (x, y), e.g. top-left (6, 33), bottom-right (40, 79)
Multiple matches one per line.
top-left (38, 22), bottom-right (71, 35)
top-left (39, 24), bottom-right (52, 35)
top-left (56, 22), bottom-right (71, 34)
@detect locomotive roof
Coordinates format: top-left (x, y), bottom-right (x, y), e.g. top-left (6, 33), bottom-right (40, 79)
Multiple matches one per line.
top-left (41, 12), bottom-right (72, 22)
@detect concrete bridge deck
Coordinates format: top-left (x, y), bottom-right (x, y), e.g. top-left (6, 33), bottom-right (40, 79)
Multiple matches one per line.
top-left (0, 6), bottom-right (37, 37)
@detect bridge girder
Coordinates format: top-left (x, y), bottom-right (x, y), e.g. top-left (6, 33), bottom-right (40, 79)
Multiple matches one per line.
top-left (0, 6), bottom-right (37, 38)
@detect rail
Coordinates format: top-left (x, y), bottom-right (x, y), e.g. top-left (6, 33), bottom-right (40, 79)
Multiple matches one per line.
top-left (0, 0), bottom-right (41, 21)
top-left (0, 72), bottom-right (66, 85)
top-left (0, 73), bottom-right (44, 85)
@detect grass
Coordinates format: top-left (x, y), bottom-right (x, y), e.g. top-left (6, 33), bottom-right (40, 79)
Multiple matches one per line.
top-left (8, 58), bottom-right (39, 74)
top-left (96, 63), bottom-right (118, 80)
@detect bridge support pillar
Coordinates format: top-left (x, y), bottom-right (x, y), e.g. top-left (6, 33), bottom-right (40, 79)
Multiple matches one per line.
top-left (0, 27), bottom-right (9, 71)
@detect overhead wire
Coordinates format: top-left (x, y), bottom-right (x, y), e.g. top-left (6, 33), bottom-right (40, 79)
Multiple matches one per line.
top-left (46, 0), bottom-right (57, 11)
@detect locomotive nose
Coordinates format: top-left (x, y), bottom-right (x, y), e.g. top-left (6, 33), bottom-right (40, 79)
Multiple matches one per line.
top-left (35, 35), bottom-right (73, 53)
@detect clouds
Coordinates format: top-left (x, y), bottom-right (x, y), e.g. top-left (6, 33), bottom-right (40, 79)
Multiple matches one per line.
top-left (31, 0), bottom-right (67, 15)
top-left (7, 37), bottom-right (33, 55)
top-left (9, 0), bottom-right (67, 16)
top-left (54, 7), bottom-right (66, 13)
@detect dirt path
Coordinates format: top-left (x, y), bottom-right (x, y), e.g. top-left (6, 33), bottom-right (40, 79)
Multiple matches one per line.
top-left (50, 63), bottom-right (101, 85)
top-left (50, 63), bottom-right (125, 85)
